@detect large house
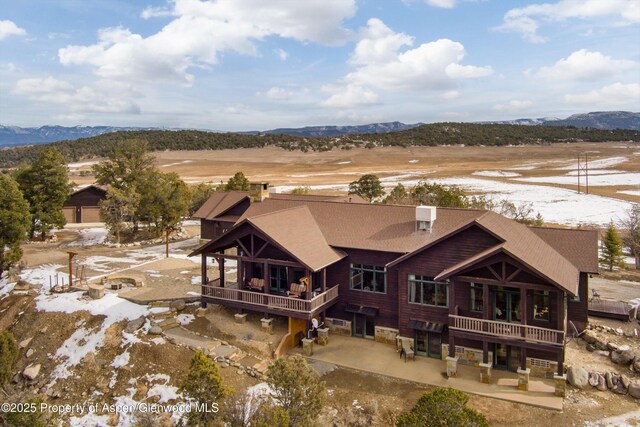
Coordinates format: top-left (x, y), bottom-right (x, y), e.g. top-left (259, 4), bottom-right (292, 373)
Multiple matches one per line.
top-left (190, 189), bottom-right (597, 382)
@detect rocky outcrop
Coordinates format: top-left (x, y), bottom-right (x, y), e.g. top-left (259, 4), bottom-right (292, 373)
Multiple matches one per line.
top-left (568, 367), bottom-right (589, 389)
top-left (125, 316), bottom-right (146, 333)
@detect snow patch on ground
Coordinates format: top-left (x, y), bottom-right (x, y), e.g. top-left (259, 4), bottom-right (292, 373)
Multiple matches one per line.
top-left (408, 159), bottom-right (419, 163)
top-left (336, 161), bottom-right (351, 164)
top-left (20, 264), bottom-right (68, 289)
top-left (513, 173), bottom-right (640, 186)
top-left (147, 384), bottom-right (182, 403)
top-left (618, 190), bottom-right (640, 197)
top-left (177, 314), bottom-right (195, 325)
top-left (472, 170), bottom-right (521, 178)
top-left (67, 228), bottom-right (108, 247)
top-left (186, 291), bottom-right (200, 296)
top-left (554, 156), bottom-right (628, 170)
top-left (191, 276), bottom-right (202, 285)
top-left (0, 277), bottom-right (15, 300)
top-left (111, 350), bottom-right (130, 368)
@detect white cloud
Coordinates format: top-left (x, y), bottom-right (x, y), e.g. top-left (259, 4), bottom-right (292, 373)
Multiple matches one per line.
top-left (258, 86), bottom-right (293, 100)
top-left (59, 0), bottom-right (356, 84)
top-left (0, 20), bottom-right (26, 40)
top-left (14, 76), bottom-right (140, 114)
top-left (564, 82), bottom-right (640, 106)
top-left (534, 49), bottom-right (637, 80)
top-left (321, 84), bottom-right (380, 108)
top-left (440, 90), bottom-right (460, 100)
top-left (274, 48), bottom-right (289, 61)
top-left (426, 0), bottom-right (456, 8)
top-left (346, 19), bottom-right (491, 91)
top-left (492, 100), bottom-right (533, 112)
top-left (494, 0), bottom-right (640, 43)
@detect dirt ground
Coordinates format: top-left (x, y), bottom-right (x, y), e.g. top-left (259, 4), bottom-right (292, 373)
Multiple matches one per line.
top-left (69, 142), bottom-right (640, 203)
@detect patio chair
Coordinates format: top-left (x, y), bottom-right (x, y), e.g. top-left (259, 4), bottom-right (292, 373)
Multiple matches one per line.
top-left (287, 282), bottom-right (306, 298)
top-left (247, 278), bottom-right (265, 291)
top-left (590, 289), bottom-right (600, 301)
top-left (399, 340), bottom-right (415, 362)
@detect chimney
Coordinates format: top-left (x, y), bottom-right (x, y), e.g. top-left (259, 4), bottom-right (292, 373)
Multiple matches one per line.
top-left (416, 206), bottom-right (436, 231)
top-left (249, 182), bottom-right (270, 202)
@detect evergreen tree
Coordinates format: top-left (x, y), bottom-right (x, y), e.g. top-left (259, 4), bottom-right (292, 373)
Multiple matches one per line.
top-left (411, 181), bottom-right (467, 208)
top-left (383, 183), bottom-right (410, 205)
top-left (266, 354), bottom-right (326, 426)
top-left (0, 175), bottom-right (30, 279)
top-left (224, 172), bottom-right (250, 191)
top-left (0, 331), bottom-right (18, 386)
top-left (348, 174), bottom-right (384, 202)
top-left (396, 387), bottom-right (488, 427)
top-left (15, 147), bottom-right (71, 239)
top-left (600, 221), bottom-right (625, 271)
top-left (99, 186), bottom-right (139, 244)
top-left (138, 171), bottom-right (190, 236)
top-left (621, 203), bottom-right (640, 270)
top-left (180, 350), bottom-right (230, 426)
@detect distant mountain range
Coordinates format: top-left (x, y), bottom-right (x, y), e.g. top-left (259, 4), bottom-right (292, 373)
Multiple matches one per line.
top-left (1, 111), bottom-right (638, 148)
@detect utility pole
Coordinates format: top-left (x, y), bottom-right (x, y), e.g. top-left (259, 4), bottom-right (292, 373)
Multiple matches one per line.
top-left (577, 153), bottom-right (590, 194)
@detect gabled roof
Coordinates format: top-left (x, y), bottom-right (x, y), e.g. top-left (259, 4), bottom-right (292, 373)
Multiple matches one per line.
top-left (192, 191), bottom-right (251, 220)
top-left (530, 226), bottom-right (599, 273)
top-left (70, 184), bottom-right (107, 196)
top-left (269, 193), bottom-right (367, 203)
top-left (245, 205), bottom-right (346, 272)
top-left (435, 244), bottom-right (505, 281)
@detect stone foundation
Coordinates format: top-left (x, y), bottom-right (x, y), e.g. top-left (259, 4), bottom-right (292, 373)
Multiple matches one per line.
top-left (446, 356), bottom-right (458, 377)
top-left (374, 326), bottom-right (399, 345)
top-left (317, 328), bottom-right (329, 346)
top-left (326, 318), bottom-right (351, 336)
top-left (302, 338), bottom-right (314, 356)
top-left (517, 368), bottom-right (531, 391)
top-left (479, 362), bottom-right (492, 384)
top-left (234, 313), bottom-right (247, 324)
top-left (554, 374), bottom-right (567, 397)
top-left (526, 358), bottom-right (558, 379)
top-left (441, 344), bottom-right (491, 367)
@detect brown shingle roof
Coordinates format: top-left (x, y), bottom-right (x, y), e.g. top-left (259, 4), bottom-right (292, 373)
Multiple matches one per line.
top-left (245, 205), bottom-right (346, 272)
top-left (192, 191), bottom-right (251, 220)
top-left (239, 198), bottom-right (485, 253)
top-left (530, 227), bottom-right (599, 273)
top-left (269, 193), bottom-right (367, 203)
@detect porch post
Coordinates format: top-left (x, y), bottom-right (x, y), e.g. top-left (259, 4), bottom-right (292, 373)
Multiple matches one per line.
top-left (322, 269), bottom-right (327, 292)
top-left (521, 288), bottom-right (528, 325)
top-left (201, 254), bottom-right (207, 285)
top-left (557, 348), bottom-right (564, 376)
top-left (556, 290), bottom-right (565, 332)
top-left (219, 257), bottom-right (225, 288)
top-left (483, 283), bottom-right (490, 320)
top-left (520, 347), bottom-right (527, 370)
top-left (482, 340), bottom-right (489, 364)
top-left (306, 269), bottom-right (312, 300)
top-left (263, 261), bottom-right (270, 295)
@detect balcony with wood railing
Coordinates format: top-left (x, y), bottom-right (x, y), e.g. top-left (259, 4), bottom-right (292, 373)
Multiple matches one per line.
top-left (449, 314), bottom-right (564, 346)
top-left (201, 280), bottom-right (340, 319)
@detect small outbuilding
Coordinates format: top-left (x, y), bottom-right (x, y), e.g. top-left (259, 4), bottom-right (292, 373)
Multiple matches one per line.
top-left (63, 184), bottom-right (107, 223)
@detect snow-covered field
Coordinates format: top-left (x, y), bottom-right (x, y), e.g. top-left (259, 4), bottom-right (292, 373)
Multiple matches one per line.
top-left (472, 170), bottom-right (521, 178)
top-left (514, 172), bottom-right (640, 186)
top-left (619, 190), bottom-right (640, 197)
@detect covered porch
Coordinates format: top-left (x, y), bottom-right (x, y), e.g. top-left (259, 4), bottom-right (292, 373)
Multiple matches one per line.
top-left (296, 334), bottom-right (562, 411)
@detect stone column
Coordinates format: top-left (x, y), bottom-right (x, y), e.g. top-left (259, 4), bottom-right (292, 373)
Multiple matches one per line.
top-left (317, 327), bottom-right (329, 346)
top-left (517, 368), bottom-right (531, 391)
top-left (446, 356), bottom-right (458, 377)
top-left (302, 338), bottom-right (314, 356)
top-left (261, 318), bottom-right (273, 334)
top-left (554, 374), bottom-right (567, 397)
top-left (479, 362), bottom-right (492, 384)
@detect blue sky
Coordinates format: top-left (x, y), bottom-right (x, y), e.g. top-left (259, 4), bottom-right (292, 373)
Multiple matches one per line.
top-left (1, 0), bottom-right (639, 130)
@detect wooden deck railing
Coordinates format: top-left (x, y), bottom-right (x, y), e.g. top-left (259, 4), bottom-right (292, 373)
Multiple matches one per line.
top-left (201, 284), bottom-right (340, 314)
top-left (449, 314), bottom-right (564, 346)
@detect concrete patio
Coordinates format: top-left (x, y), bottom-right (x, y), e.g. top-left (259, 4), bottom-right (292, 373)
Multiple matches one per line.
top-left (297, 335), bottom-right (563, 411)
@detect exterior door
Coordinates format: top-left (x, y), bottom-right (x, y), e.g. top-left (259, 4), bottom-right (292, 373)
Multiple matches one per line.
top-left (413, 331), bottom-right (442, 359)
top-left (352, 314), bottom-right (374, 339)
top-left (415, 331), bottom-right (427, 356)
top-left (494, 288), bottom-right (522, 323)
top-left (494, 344), bottom-right (521, 372)
top-left (269, 265), bottom-right (287, 293)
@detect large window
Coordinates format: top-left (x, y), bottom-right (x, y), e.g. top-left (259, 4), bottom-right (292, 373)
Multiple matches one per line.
top-left (408, 275), bottom-right (448, 307)
top-left (533, 290), bottom-right (550, 321)
top-left (470, 282), bottom-right (483, 312)
top-left (350, 264), bottom-right (386, 293)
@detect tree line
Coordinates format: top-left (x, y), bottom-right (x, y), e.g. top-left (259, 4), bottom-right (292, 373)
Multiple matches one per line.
top-left (1, 123), bottom-right (638, 168)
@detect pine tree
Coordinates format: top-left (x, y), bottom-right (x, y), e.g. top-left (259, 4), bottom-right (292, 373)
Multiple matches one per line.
top-left (15, 147), bottom-right (71, 239)
top-left (396, 387), bottom-right (488, 427)
top-left (600, 221), bottom-right (625, 271)
top-left (180, 350), bottom-right (230, 426)
top-left (621, 203), bottom-right (640, 270)
top-left (348, 174), bottom-right (384, 202)
top-left (0, 331), bottom-right (18, 386)
top-left (224, 172), bottom-right (250, 191)
top-left (137, 171), bottom-right (190, 236)
top-left (0, 175), bottom-right (31, 279)
top-left (99, 186), bottom-right (139, 244)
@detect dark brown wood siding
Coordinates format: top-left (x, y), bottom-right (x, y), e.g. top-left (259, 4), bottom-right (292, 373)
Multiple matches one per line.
top-left (567, 272), bottom-right (589, 332)
top-left (393, 225), bottom-right (501, 337)
top-left (326, 248), bottom-right (402, 329)
top-left (64, 186), bottom-right (106, 207)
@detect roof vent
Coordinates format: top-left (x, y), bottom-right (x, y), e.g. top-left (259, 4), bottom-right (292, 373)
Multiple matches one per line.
top-left (416, 206), bottom-right (436, 231)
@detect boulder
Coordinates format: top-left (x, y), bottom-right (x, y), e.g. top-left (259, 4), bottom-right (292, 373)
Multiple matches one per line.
top-left (633, 355), bottom-right (640, 372)
top-left (611, 350), bottom-right (635, 365)
top-left (148, 326), bottom-right (163, 335)
top-left (606, 372), bottom-right (614, 389)
top-left (582, 330), bottom-right (599, 344)
top-left (22, 364), bottom-right (41, 381)
top-left (19, 337), bottom-right (32, 349)
top-left (595, 340), bottom-right (608, 351)
top-left (125, 316), bottom-right (146, 334)
top-left (607, 342), bottom-right (620, 352)
top-left (629, 381), bottom-right (640, 399)
top-left (13, 280), bottom-right (30, 291)
top-left (615, 328), bottom-right (624, 336)
top-left (596, 374), bottom-right (608, 391)
top-left (586, 344), bottom-right (596, 352)
top-left (588, 372), bottom-right (599, 387)
top-left (567, 367), bottom-right (589, 389)
top-left (612, 382), bottom-right (628, 395)
top-left (169, 299), bottom-right (186, 311)
top-left (621, 375), bottom-right (631, 389)
top-left (26, 348), bottom-right (34, 358)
